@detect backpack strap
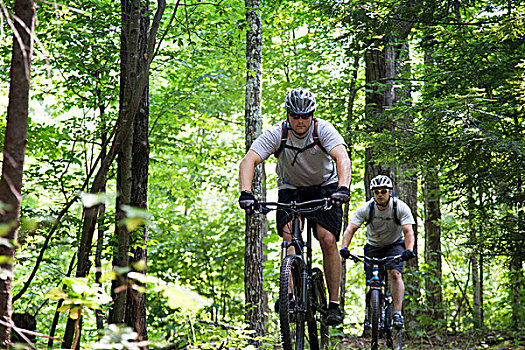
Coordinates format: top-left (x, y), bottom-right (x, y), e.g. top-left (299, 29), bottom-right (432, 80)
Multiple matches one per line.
top-left (312, 118), bottom-right (328, 154)
top-left (363, 201), bottom-right (375, 227)
top-left (364, 197), bottom-right (401, 227)
top-left (274, 120), bottom-right (288, 158)
top-left (392, 197), bottom-right (401, 226)
top-left (274, 118), bottom-right (329, 159)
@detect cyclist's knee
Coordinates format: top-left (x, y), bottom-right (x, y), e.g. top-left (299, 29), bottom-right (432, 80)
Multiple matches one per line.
top-left (388, 269), bottom-right (403, 282)
top-left (317, 227), bottom-right (336, 248)
top-left (280, 222), bottom-right (293, 240)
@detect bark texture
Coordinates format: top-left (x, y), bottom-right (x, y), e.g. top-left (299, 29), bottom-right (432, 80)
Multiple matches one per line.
top-left (467, 189), bottom-right (483, 328)
top-left (0, 0), bottom-right (36, 347)
top-left (244, 0), bottom-right (268, 338)
top-left (125, 83), bottom-right (150, 338)
top-left (62, 0), bottom-right (164, 346)
top-left (424, 166), bottom-right (444, 320)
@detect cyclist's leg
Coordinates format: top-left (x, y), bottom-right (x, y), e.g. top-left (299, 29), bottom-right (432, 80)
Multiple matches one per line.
top-left (387, 269), bottom-right (404, 311)
top-left (384, 241), bottom-right (406, 313)
top-left (317, 225), bottom-right (340, 303)
top-left (311, 185), bottom-right (343, 304)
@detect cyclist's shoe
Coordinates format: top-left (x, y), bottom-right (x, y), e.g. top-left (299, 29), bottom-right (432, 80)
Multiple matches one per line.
top-left (392, 313), bottom-right (405, 329)
top-left (324, 306), bottom-right (343, 326)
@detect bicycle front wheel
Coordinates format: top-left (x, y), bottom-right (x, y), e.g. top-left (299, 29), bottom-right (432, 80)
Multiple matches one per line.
top-left (370, 289), bottom-right (380, 350)
top-left (280, 255), bottom-right (306, 350)
top-left (307, 267), bottom-right (329, 350)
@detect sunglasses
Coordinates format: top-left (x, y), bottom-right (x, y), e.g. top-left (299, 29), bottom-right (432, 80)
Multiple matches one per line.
top-left (373, 189), bottom-right (389, 195)
top-left (289, 112), bottom-right (313, 120)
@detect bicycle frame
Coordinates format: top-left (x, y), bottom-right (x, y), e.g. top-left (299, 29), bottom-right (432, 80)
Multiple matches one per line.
top-left (258, 198), bottom-right (331, 350)
top-left (347, 253), bottom-right (403, 350)
top-left (367, 264), bottom-right (393, 336)
top-left (282, 212), bottom-right (314, 319)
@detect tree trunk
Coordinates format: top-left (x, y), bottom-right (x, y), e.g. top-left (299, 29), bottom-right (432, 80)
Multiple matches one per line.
top-left (0, 0), bottom-right (36, 346)
top-left (363, 45), bottom-right (393, 200)
top-left (510, 256), bottom-right (524, 330)
top-left (467, 189), bottom-right (482, 328)
top-left (339, 55), bottom-right (359, 313)
top-left (62, 0), bottom-right (165, 346)
top-left (125, 83), bottom-right (150, 339)
top-left (423, 166), bottom-right (444, 320)
top-left (244, 0), bottom-right (267, 339)
top-left (392, 41), bottom-right (420, 329)
top-left (111, 121), bottom-right (133, 325)
top-left (471, 248), bottom-right (482, 328)
top-left (110, 0), bottom-right (150, 334)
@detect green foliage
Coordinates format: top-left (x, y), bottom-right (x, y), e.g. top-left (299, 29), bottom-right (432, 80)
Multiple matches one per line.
top-left (45, 277), bottom-right (112, 319)
top-left (2, 0), bottom-right (525, 347)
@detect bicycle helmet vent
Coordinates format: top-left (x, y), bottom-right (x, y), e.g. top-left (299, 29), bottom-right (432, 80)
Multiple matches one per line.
top-left (285, 88), bottom-right (317, 114)
top-left (370, 175), bottom-right (393, 190)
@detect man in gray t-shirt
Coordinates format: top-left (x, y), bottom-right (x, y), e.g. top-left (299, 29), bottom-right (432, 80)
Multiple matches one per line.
top-left (238, 88), bottom-right (351, 326)
top-left (340, 175), bottom-right (416, 330)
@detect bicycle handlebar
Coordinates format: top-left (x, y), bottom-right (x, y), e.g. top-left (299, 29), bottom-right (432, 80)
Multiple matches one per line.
top-left (256, 197), bottom-right (332, 215)
top-left (344, 252), bottom-right (403, 266)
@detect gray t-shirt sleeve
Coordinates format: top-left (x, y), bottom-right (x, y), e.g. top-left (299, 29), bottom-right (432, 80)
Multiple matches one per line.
top-left (398, 200), bottom-right (416, 226)
top-left (350, 201), bottom-right (371, 227)
top-left (318, 119), bottom-right (346, 153)
top-left (249, 123), bottom-right (282, 161)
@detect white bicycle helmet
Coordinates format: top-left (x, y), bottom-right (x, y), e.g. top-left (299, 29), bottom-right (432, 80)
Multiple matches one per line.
top-left (285, 88), bottom-right (317, 114)
top-left (370, 175), bottom-right (393, 190)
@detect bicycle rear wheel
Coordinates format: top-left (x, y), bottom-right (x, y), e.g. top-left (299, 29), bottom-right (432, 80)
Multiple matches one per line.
top-left (280, 255), bottom-right (306, 350)
top-left (370, 289), bottom-right (380, 350)
top-left (307, 267), bottom-right (329, 350)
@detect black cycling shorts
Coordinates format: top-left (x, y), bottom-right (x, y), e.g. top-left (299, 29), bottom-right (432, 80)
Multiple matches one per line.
top-left (276, 183), bottom-right (342, 241)
top-left (364, 240), bottom-right (405, 280)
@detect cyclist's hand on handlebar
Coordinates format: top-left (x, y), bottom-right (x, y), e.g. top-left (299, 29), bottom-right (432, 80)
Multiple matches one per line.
top-left (339, 247), bottom-right (351, 260)
top-left (340, 247), bottom-right (359, 263)
top-left (401, 249), bottom-right (416, 261)
top-left (331, 186), bottom-right (350, 207)
top-left (238, 190), bottom-right (256, 214)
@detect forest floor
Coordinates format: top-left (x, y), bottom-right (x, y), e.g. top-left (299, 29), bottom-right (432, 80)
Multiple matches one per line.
top-left (336, 330), bottom-right (525, 349)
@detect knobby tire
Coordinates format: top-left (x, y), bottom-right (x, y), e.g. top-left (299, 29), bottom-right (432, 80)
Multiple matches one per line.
top-left (370, 289), bottom-right (380, 350)
top-left (280, 255), bottom-right (305, 350)
top-left (307, 267), bottom-right (329, 350)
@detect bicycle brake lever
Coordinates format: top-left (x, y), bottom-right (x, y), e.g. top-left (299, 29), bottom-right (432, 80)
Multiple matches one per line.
top-left (259, 206), bottom-right (271, 215)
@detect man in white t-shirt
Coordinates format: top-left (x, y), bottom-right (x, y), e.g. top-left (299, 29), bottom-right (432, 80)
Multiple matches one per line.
top-left (340, 175), bottom-right (416, 329)
top-left (238, 88), bottom-right (351, 325)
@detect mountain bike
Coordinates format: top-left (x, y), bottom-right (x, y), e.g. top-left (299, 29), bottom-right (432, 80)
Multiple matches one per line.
top-left (257, 198), bottom-right (331, 350)
top-left (342, 252), bottom-right (403, 350)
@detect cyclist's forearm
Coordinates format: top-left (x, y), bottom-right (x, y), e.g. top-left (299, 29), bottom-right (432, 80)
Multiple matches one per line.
top-left (336, 158), bottom-right (351, 187)
top-left (330, 145), bottom-right (351, 187)
top-left (341, 223), bottom-right (359, 248)
top-left (239, 161), bottom-right (255, 191)
top-left (402, 224), bottom-right (415, 251)
top-left (238, 151), bottom-right (262, 191)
